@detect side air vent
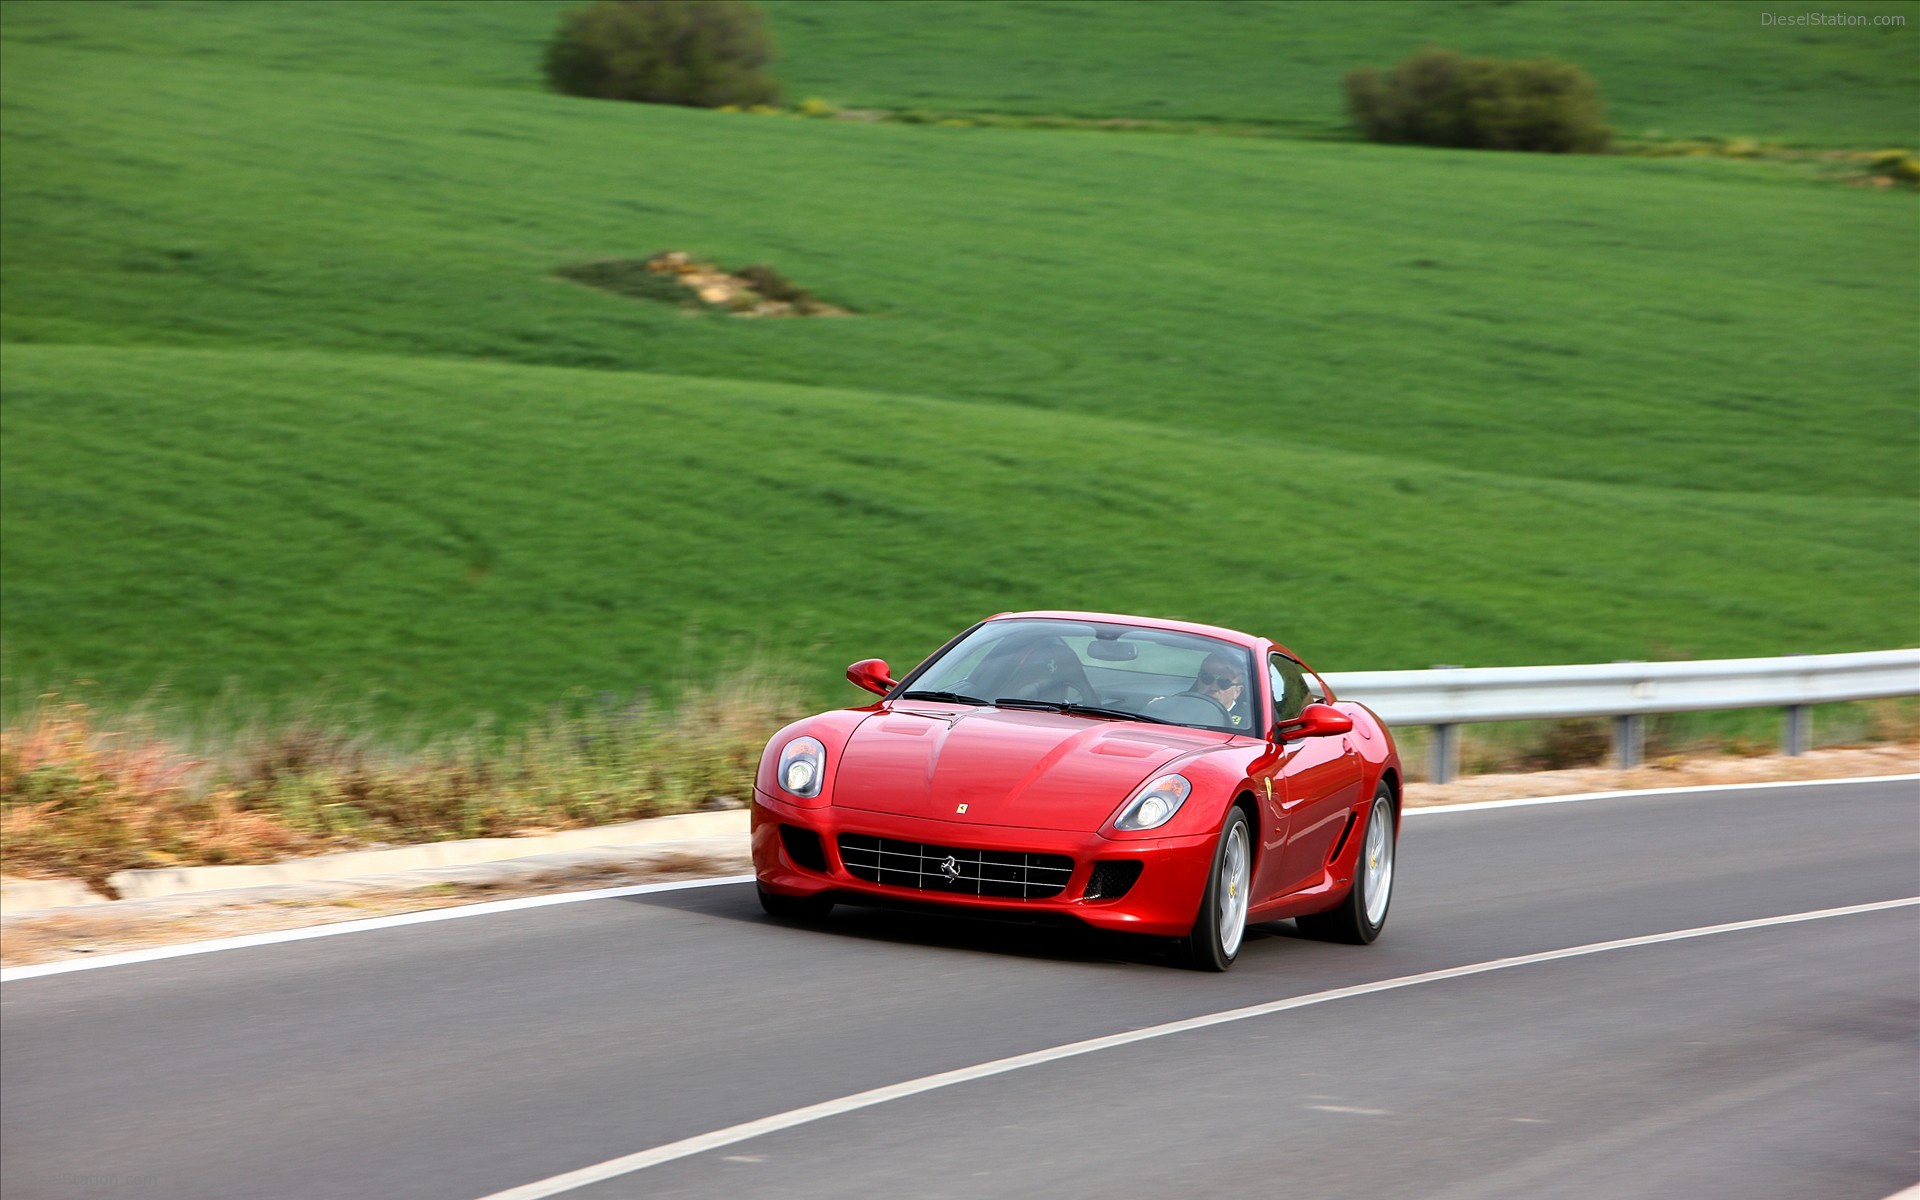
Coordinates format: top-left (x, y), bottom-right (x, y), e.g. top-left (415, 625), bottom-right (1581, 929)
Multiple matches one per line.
top-left (779, 824), bottom-right (828, 873)
top-left (1084, 859), bottom-right (1143, 901)
top-left (1326, 812), bottom-right (1358, 864)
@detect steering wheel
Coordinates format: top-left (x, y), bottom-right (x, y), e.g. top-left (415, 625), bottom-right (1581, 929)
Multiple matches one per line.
top-left (1144, 691), bottom-right (1230, 725)
top-left (1191, 691), bottom-right (1232, 722)
top-left (1013, 680), bottom-right (1088, 705)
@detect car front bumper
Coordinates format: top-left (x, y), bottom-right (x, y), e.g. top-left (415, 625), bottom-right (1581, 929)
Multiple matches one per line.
top-left (752, 790), bottom-right (1217, 938)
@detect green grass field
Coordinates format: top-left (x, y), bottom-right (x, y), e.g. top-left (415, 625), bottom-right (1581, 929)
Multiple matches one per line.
top-left (1, 1), bottom-right (1915, 725)
top-left (6, 0), bottom-right (1915, 143)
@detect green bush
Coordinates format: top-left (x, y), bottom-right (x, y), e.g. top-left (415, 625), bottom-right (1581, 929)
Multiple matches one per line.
top-left (544, 0), bottom-right (779, 109)
top-left (1346, 46), bottom-right (1611, 153)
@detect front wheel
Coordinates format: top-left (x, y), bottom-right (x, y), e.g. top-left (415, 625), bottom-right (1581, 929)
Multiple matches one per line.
top-left (758, 885), bottom-right (834, 921)
top-left (1179, 807), bottom-right (1252, 971)
top-left (1297, 784), bottom-right (1395, 945)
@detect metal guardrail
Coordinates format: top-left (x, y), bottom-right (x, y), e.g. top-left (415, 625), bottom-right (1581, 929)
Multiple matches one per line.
top-left (1323, 649), bottom-right (1920, 784)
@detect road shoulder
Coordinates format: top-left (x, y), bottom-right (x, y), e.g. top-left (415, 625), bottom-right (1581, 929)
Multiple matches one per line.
top-left (4, 744), bottom-right (1913, 970)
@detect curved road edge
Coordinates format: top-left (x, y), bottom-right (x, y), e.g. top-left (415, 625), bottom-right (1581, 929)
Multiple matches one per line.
top-left (4, 773), bottom-right (1915, 985)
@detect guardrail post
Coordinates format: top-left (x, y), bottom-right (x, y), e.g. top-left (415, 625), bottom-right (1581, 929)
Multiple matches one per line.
top-left (1782, 705), bottom-right (1809, 756)
top-left (1429, 724), bottom-right (1459, 785)
top-left (1612, 715), bottom-right (1643, 769)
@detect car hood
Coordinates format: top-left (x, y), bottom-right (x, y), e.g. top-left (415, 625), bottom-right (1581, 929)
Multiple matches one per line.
top-left (831, 706), bottom-right (1231, 832)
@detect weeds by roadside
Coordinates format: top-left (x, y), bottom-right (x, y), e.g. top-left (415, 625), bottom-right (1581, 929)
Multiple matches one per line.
top-left (0, 666), bottom-right (807, 888)
top-left (3, 679), bottom-right (1912, 886)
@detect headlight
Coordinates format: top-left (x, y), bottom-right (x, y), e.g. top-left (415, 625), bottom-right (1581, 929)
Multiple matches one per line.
top-left (777, 736), bottom-right (826, 798)
top-left (1114, 773), bottom-right (1191, 831)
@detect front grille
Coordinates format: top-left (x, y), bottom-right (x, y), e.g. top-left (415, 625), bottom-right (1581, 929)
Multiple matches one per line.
top-left (1084, 859), bottom-right (1143, 901)
top-left (837, 834), bottom-right (1074, 900)
top-left (779, 824), bottom-right (827, 873)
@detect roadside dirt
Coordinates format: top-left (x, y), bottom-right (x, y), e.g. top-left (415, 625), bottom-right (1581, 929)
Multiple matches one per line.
top-left (1402, 742), bottom-right (1917, 808)
top-left (4, 745), bottom-right (1912, 969)
top-left (2, 847), bottom-right (747, 969)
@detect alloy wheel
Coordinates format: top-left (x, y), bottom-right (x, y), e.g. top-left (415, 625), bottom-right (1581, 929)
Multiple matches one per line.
top-left (1219, 820), bottom-right (1250, 956)
top-left (1363, 801), bottom-right (1394, 928)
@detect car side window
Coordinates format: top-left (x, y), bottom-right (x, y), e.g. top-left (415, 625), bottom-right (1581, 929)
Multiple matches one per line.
top-left (1270, 654), bottom-right (1309, 723)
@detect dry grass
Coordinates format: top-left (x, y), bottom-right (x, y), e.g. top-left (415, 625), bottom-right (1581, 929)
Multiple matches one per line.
top-left (0, 701), bottom-right (322, 889)
top-left (0, 665), bottom-right (806, 887)
top-left (4, 677), bottom-right (1912, 889)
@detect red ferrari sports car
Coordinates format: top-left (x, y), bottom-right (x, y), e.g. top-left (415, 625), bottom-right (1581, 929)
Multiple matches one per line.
top-left (751, 611), bottom-right (1402, 970)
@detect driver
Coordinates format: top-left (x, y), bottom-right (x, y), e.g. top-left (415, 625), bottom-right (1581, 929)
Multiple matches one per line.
top-left (1187, 652), bottom-right (1248, 728)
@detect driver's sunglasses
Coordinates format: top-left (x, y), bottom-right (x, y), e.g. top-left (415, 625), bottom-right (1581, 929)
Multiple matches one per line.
top-left (1198, 670), bottom-right (1238, 689)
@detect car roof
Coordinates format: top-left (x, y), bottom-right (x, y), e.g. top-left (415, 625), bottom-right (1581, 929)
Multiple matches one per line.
top-left (988, 609), bottom-right (1275, 654)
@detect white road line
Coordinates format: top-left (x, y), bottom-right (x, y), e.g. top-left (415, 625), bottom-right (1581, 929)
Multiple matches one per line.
top-left (1404, 772), bottom-right (1918, 816)
top-left (4, 775), bottom-right (1912, 983)
top-left (470, 897), bottom-right (1920, 1200)
top-left (0, 875), bottom-right (755, 983)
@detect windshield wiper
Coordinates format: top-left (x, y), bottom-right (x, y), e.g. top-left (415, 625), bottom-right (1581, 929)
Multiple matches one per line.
top-left (899, 689), bottom-right (991, 706)
top-left (992, 698), bottom-right (1178, 726)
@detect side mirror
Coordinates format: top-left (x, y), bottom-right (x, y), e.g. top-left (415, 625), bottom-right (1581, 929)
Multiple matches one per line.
top-left (846, 658), bottom-right (896, 697)
top-left (1276, 702), bottom-right (1353, 740)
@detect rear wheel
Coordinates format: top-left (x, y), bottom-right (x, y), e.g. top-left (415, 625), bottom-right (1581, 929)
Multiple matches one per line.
top-left (757, 885), bottom-right (834, 921)
top-left (1180, 807), bottom-right (1252, 971)
top-left (1297, 784), bottom-right (1395, 945)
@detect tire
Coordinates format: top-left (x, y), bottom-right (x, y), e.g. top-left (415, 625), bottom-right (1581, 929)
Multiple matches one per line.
top-left (1179, 806), bottom-right (1253, 972)
top-left (757, 885), bottom-right (834, 921)
top-left (1297, 784), bottom-right (1395, 945)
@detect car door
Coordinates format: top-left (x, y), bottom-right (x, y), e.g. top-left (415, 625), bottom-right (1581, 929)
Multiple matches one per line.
top-left (1250, 653), bottom-right (1309, 901)
top-left (1268, 654), bottom-right (1366, 895)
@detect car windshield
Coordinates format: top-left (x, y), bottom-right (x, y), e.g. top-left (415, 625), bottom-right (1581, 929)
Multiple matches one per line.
top-left (899, 618), bottom-right (1259, 735)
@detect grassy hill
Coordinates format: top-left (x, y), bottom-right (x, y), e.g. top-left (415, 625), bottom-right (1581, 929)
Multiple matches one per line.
top-left (4, 43), bottom-right (1911, 497)
top-left (6, 344), bottom-right (1910, 721)
top-left (5, 0), bottom-right (1915, 144)
top-left (769, 0), bottom-right (1920, 145)
top-left (1, 2), bottom-right (1915, 724)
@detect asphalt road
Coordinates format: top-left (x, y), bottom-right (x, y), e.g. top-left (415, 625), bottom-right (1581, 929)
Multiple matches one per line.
top-left (4, 779), bottom-right (1916, 1200)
